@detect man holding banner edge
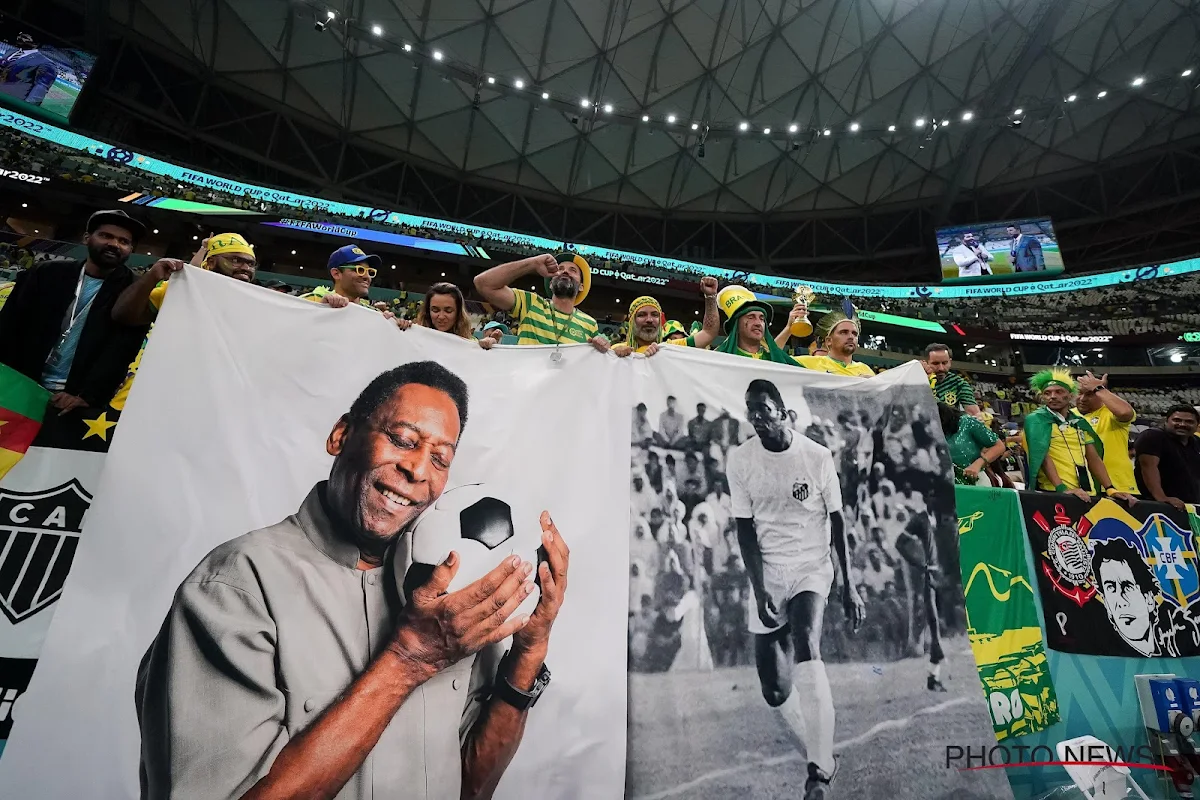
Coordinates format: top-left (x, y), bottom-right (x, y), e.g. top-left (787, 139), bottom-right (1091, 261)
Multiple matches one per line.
top-left (135, 361), bottom-right (570, 800)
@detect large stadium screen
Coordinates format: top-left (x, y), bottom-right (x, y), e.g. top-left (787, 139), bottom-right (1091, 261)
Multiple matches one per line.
top-left (0, 15), bottom-right (96, 124)
top-left (936, 216), bottom-right (1064, 283)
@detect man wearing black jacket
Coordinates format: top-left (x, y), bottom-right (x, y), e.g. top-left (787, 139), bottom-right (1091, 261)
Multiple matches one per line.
top-left (0, 210), bottom-right (152, 415)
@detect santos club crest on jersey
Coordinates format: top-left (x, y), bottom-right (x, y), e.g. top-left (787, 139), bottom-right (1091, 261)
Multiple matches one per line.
top-left (0, 480), bottom-right (92, 624)
top-left (792, 481), bottom-right (809, 502)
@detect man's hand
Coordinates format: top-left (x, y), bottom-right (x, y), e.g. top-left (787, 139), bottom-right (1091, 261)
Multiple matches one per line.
top-left (532, 254), bottom-right (562, 279)
top-left (1163, 496), bottom-right (1187, 512)
top-left (190, 237), bottom-right (210, 266)
top-left (1076, 370), bottom-right (1107, 394)
top-left (49, 392), bottom-right (87, 415)
top-left (373, 301), bottom-right (390, 314)
top-left (842, 584), bottom-right (865, 632)
top-left (919, 360), bottom-right (934, 376)
top-left (756, 594), bottom-right (778, 630)
top-left (394, 318), bottom-right (413, 330)
top-left (612, 343), bottom-right (633, 358)
top-left (512, 512), bottom-right (570, 657)
top-left (700, 276), bottom-right (718, 296)
top-left (478, 337), bottom-right (495, 350)
top-left (323, 293), bottom-right (350, 309)
top-left (146, 258), bottom-right (187, 283)
top-left (1067, 488), bottom-right (1092, 503)
top-left (787, 303), bottom-right (807, 325)
top-left (1111, 491), bottom-right (1138, 506)
top-left (589, 336), bottom-right (611, 353)
top-left (391, 553), bottom-right (534, 675)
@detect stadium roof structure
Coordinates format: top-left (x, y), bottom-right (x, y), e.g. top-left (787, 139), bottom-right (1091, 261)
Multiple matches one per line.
top-left (19, 0), bottom-right (1200, 277)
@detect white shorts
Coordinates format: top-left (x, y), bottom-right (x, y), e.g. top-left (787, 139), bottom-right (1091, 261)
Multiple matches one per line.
top-left (747, 557), bottom-right (835, 635)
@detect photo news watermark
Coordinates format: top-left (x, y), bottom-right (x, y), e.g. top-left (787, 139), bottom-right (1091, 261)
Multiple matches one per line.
top-left (945, 743), bottom-right (1171, 772)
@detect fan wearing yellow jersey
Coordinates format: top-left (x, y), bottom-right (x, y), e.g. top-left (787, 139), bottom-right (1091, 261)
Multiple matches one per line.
top-left (612, 277), bottom-right (719, 357)
top-left (792, 299), bottom-right (875, 378)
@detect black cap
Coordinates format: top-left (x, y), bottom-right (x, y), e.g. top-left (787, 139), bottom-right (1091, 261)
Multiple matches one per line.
top-left (86, 210), bottom-right (147, 242)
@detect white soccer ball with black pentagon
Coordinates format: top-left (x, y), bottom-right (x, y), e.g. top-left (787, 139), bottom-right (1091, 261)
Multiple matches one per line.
top-left (401, 483), bottom-right (542, 619)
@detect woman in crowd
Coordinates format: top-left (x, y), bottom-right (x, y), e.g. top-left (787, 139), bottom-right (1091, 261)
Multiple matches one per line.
top-left (936, 402), bottom-right (1008, 486)
top-left (398, 281), bottom-right (496, 348)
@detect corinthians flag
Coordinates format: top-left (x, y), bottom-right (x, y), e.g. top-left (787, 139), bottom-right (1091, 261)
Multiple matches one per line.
top-left (1023, 493), bottom-right (1200, 657)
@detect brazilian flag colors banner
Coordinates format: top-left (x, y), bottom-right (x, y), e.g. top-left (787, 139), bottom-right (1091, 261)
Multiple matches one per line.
top-left (1022, 493), bottom-right (1200, 657)
top-left (955, 486), bottom-right (1059, 740)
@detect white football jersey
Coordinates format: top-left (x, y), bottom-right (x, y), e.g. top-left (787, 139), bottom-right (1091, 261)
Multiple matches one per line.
top-left (727, 432), bottom-right (842, 567)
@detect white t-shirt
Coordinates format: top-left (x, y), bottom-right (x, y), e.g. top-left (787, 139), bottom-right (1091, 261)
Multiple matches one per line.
top-left (726, 432), bottom-right (842, 566)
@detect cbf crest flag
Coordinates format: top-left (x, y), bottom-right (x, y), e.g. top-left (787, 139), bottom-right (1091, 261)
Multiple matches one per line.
top-left (955, 486), bottom-right (1059, 740)
top-left (1022, 494), bottom-right (1200, 657)
top-left (0, 268), bottom-right (632, 799)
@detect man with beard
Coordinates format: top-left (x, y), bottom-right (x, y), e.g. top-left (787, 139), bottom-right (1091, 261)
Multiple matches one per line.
top-left (301, 245), bottom-right (382, 309)
top-left (137, 361), bottom-right (571, 799)
top-left (473, 253), bottom-right (610, 351)
top-left (793, 302), bottom-right (875, 377)
top-left (728, 378), bottom-right (864, 800)
top-left (922, 343), bottom-right (980, 416)
top-left (950, 232), bottom-right (993, 278)
top-left (1022, 368), bottom-right (1137, 504)
top-left (0, 32), bottom-right (57, 107)
top-left (1091, 538), bottom-right (1200, 657)
top-left (713, 286), bottom-right (800, 364)
top-left (0, 210), bottom-right (150, 416)
top-left (612, 278), bottom-right (719, 357)
top-left (110, 233), bottom-right (258, 409)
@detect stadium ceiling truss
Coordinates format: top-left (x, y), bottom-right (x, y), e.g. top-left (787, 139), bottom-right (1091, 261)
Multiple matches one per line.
top-left (18, 0), bottom-right (1200, 278)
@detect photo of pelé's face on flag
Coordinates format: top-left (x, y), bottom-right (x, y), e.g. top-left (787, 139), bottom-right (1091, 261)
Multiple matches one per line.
top-left (0, 269), bottom-right (631, 800)
top-left (626, 351), bottom-right (1009, 800)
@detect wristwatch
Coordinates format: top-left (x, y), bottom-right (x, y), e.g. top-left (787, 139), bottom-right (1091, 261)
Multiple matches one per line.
top-left (492, 658), bottom-right (551, 711)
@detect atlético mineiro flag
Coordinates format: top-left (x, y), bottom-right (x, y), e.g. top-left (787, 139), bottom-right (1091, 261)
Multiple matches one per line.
top-left (0, 365), bottom-right (49, 481)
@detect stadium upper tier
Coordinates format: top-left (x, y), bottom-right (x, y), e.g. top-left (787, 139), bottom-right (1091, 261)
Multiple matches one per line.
top-left (4, 112), bottom-right (1200, 315)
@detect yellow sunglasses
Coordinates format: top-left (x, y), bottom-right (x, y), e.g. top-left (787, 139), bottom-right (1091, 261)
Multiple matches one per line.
top-left (347, 264), bottom-right (377, 278)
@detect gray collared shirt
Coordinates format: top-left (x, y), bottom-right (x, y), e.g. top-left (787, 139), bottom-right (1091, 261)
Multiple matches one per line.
top-left (135, 482), bottom-right (499, 800)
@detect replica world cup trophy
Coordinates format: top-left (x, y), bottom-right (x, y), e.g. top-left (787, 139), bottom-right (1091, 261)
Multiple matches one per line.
top-left (789, 285), bottom-right (815, 338)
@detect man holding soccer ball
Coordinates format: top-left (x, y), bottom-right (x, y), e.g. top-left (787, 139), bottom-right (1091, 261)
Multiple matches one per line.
top-left (136, 361), bottom-right (570, 800)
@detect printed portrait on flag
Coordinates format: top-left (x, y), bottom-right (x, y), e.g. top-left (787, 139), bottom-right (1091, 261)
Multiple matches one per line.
top-left (1023, 494), bottom-right (1200, 657)
top-left (625, 350), bottom-right (1009, 800)
top-left (0, 268), bottom-right (632, 799)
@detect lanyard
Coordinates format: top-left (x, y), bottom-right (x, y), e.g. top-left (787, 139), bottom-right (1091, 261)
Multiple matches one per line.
top-left (58, 267), bottom-right (97, 345)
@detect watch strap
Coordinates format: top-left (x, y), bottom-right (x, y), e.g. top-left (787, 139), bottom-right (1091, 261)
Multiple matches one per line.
top-left (493, 662), bottom-right (551, 711)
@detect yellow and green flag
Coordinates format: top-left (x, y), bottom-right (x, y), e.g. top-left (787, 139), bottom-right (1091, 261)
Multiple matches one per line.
top-left (0, 362), bottom-right (50, 479)
top-left (957, 485), bottom-right (1060, 740)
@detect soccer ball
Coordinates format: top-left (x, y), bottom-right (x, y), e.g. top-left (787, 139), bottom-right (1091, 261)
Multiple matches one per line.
top-left (400, 483), bottom-right (543, 619)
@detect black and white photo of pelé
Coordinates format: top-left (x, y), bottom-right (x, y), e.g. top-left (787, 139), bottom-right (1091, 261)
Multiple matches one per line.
top-left (625, 375), bottom-right (1011, 800)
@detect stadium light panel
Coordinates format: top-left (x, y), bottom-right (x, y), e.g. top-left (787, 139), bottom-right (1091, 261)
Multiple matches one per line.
top-left (915, 117), bottom-right (926, 127)
top-left (849, 122), bottom-right (860, 132)
top-left (152, 228), bottom-right (158, 233)
top-left (1013, 108), bottom-right (1023, 116)
top-left (1097, 90), bottom-right (1107, 98)
top-left (21, 202), bottom-right (27, 208)
top-left (691, 122), bottom-right (699, 130)
top-left (326, 10), bottom-right (336, 19)
top-left (1172, 353), bottom-right (1184, 363)
top-left (887, 124), bottom-right (896, 132)
top-left (371, 24), bottom-right (383, 35)
top-left (514, 79), bottom-right (524, 89)
top-left (1131, 76), bottom-right (1145, 87)
top-left (822, 128), bottom-right (831, 136)
top-left (603, 104), bottom-right (613, 113)
top-left (961, 111), bottom-right (973, 121)
top-left (739, 121), bottom-right (749, 131)
top-left (432, 50), bottom-right (443, 61)
top-left (641, 114), bottom-right (650, 122)
top-left (580, 98), bottom-right (590, 108)
top-left (1184, 69), bottom-right (1194, 78)
top-left (487, 76), bottom-right (495, 84)
top-left (542, 92), bottom-right (550, 100)
top-left (788, 123), bottom-right (798, 133)
top-left (667, 114), bottom-right (676, 123)
top-left (762, 127), bottom-right (771, 135)
top-left (941, 119), bottom-right (949, 126)
top-left (1066, 94), bottom-right (1077, 102)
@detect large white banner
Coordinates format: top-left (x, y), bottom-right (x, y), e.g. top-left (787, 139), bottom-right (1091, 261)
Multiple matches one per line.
top-left (0, 268), bottom-right (632, 798)
top-left (623, 349), bottom-right (1012, 800)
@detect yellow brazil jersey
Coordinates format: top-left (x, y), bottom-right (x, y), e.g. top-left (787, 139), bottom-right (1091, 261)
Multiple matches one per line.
top-left (795, 354), bottom-right (875, 377)
top-left (1073, 406), bottom-right (1138, 494)
top-left (634, 336), bottom-right (694, 354)
top-left (1032, 420), bottom-right (1097, 492)
top-left (300, 286), bottom-right (373, 307)
top-left (110, 282), bottom-right (170, 411)
top-left (510, 289), bottom-right (600, 346)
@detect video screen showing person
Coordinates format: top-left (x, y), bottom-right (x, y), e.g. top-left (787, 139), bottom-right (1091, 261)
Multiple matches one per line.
top-left (0, 15), bottom-right (97, 123)
top-left (936, 216), bottom-right (1064, 283)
